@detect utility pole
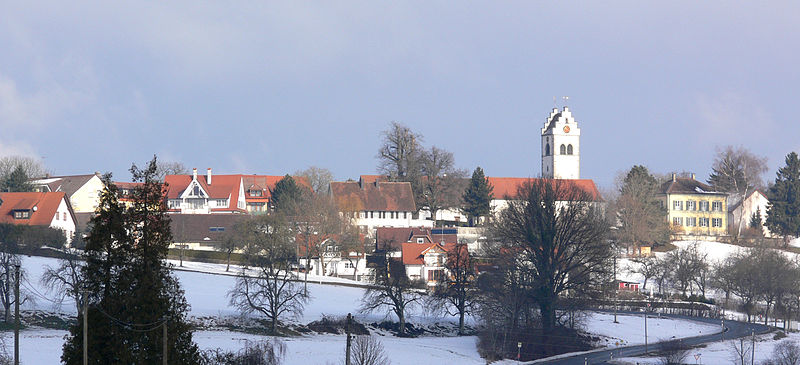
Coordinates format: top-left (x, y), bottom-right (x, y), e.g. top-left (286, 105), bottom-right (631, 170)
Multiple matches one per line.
top-left (13, 264), bottom-right (19, 365)
top-left (613, 255), bottom-right (618, 323)
top-left (644, 311), bottom-right (648, 354)
top-left (83, 290), bottom-right (88, 365)
top-left (345, 313), bottom-right (352, 365)
top-left (751, 330), bottom-right (755, 365)
top-left (163, 320), bottom-right (168, 365)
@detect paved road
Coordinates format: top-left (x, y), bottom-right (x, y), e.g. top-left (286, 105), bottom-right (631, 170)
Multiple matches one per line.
top-left (536, 312), bottom-right (771, 365)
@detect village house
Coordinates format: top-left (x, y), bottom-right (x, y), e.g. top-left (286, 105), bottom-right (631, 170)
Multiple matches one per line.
top-left (402, 241), bottom-right (456, 287)
top-left (0, 192), bottom-right (77, 243)
top-left (329, 177), bottom-right (431, 234)
top-left (658, 173), bottom-right (728, 239)
top-left (728, 190), bottom-right (772, 237)
top-left (30, 173), bottom-right (105, 213)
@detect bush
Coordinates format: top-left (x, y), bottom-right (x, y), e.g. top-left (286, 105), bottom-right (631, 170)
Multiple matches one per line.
top-left (658, 339), bottom-right (690, 365)
top-left (350, 335), bottom-right (390, 365)
top-left (763, 340), bottom-right (800, 365)
top-left (200, 339), bottom-right (286, 365)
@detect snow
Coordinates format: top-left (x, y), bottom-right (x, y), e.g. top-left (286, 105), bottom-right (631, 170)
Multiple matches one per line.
top-left (612, 331), bottom-right (796, 365)
top-left (583, 312), bottom-right (720, 348)
top-left (8, 255), bottom-right (733, 364)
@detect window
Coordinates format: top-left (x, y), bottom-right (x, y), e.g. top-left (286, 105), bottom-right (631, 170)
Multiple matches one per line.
top-left (13, 210), bottom-right (30, 219)
top-left (712, 218), bottom-right (722, 227)
top-left (427, 269), bottom-right (444, 281)
top-left (169, 200), bottom-right (181, 209)
top-left (686, 201), bottom-right (696, 211)
top-left (344, 262), bottom-right (354, 269)
top-left (685, 217), bottom-right (696, 227)
top-left (403, 212), bottom-right (407, 219)
top-left (209, 227), bottom-right (225, 232)
top-left (672, 217), bottom-right (683, 226)
top-left (417, 238), bottom-right (424, 243)
top-left (215, 199), bottom-right (228, 207)
top-left (673, 200), bottom-right (683, 211)
top-left (567, 144), bottom-right (573, 155)
top-left (560, 144), bottom-right (566, 155)
top-left (712, 201), bottom-right (723, 211)
top-left (370, 211), bottom-right (374, 218)
top-left (63, 212), bottom-right (67, 221)
top-left (699, 201), bottom-right (709, 211)
top-left (699, 218), bottom-right (709, 227)
top-left (545, 143), bottom-right (551, 156)
top-left (192, 185), bottom-right (200, 196)
top-left (249, 189), bottom-right (262, 197)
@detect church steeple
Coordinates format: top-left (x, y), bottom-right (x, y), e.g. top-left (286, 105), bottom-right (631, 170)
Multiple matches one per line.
top-left (541, 106), bottom-right (580, 179)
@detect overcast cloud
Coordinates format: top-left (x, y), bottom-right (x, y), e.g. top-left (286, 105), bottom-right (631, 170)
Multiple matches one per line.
top-left (1, 1), bottom-right (798, 188)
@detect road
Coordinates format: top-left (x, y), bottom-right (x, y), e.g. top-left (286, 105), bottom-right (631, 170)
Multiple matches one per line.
top-left (535, 313), bottom-right (771, 365)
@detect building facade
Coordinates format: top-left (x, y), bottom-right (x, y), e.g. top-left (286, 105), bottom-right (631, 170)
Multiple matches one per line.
top-left (658, 174), bottom-right (728, 237)
top-left (541, 106), bottom-right (581, 179)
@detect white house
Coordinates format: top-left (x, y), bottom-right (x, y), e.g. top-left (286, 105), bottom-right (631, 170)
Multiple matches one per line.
top-left (165, 168), bottom-right (247, 214)
top-left (729, 190), bottom-right (772, 237)
top-left (329, 178), bottom-right (432, 234)
top-left (402, 242), bottom-right (455, 287)
top-left (0, 192), bottom-right (77, 244)
top-left (31, 173), bottom-right (106, 213)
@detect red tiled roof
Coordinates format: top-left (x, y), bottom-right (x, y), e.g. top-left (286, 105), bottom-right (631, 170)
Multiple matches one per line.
top-left (241, 175), bottom-right (311, 201)
top-left (330, 180), bottom-right (416, 212)
top-left (360, 175), bottom-right (390, 184)
top-left (375, 227), bottom-right (458, 250)
top-left (487, 177), bottom-right (603, 201)
top-left (401, 242), bottom-right (456, 265)
top-left (0, 192), bottom-right (69, 226)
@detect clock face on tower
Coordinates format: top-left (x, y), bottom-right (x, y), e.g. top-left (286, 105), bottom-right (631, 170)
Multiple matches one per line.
top-left (563, 125), bottom-right (570, 133)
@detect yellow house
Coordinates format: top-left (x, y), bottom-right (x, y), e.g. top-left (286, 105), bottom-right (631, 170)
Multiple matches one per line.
top-left (658, 174), bottom-right (728, 238)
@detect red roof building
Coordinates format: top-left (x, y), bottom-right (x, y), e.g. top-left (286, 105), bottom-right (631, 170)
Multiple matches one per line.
top-left (330, 177), bottom-right (431, 234)
top-left (0, 192), bottom-right (77, 242)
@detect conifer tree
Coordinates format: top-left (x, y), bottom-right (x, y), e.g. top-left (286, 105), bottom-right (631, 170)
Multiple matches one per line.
top-left (62, 157), bottom-right (199, 364)
top-left (0, 165), bottom-right (33, 192)
top-left (766, 152), bottom-right (800, 247)
top-left (462, 167), bottom-right (493, 226)
top-left (750, 208), bottom-right (763, 231)
top-left (271, 174), bottom-right (306, 214)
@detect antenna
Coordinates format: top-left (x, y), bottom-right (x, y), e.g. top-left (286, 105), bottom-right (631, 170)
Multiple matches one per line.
top-left (562, 96), bottom-right (569, 108)
top-left (552, 96), bottom-right (557, 108)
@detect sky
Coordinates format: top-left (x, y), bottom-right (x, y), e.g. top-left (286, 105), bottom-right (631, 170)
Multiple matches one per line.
top-left (1, 1), bottom-right (799, 190)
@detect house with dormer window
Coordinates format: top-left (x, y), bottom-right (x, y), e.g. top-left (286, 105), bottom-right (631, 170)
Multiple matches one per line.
top-left (0, 192), bottom-right (77, 243)
top-left (165, 168), bottom-right (246, 214)
top-left (402, 241), bottom-right (459, 286)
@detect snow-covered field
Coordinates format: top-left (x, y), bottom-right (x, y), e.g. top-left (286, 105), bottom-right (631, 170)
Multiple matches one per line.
top-left (613, 331), bottom-right (796, 365)
top-left (7, 255), bottom-right (731, 364)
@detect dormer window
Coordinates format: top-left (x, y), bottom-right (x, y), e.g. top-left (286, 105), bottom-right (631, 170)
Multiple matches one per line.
top-left (250, 189), bottom-right (263, 197)
top-left (13, 210), bottom-right (30, 219)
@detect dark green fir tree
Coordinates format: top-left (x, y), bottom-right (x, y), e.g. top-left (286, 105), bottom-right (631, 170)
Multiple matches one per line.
top-left (766, 152), bottom-right (800, 247)
top-left (1, 164), bottom-right (33, 192)
top-left (271, 174), bottom-right (306, 214)
top-left (462, 167), bottom-right (493, 226)
top-left (61, 157), bottom-right (199, 364)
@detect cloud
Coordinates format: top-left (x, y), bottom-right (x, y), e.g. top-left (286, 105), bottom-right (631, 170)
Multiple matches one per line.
top-left (0, 140), bottom-right (38, 159)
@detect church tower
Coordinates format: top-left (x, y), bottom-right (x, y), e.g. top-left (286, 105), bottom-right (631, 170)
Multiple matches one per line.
top-left (541, 106), bottom-right (580, 179)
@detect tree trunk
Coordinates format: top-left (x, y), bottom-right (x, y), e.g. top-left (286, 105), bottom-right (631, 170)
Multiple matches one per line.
top-left (458, 310), bottom-right (465, 335)
top-left (539, 299), bottom-right (556, 334)
top-left (397, 310), bottom-right (405, 335)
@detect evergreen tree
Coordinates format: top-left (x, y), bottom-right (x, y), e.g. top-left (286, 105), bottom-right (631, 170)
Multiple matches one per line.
top-left (462, 167), bottom-right (493, 226)
top-left (62, 157), bottom-right (200, 364)
top-left (270, 175), bottom-right (306, 214)
top-left (766, 152), bottom-right (800, 247)
top-left (0, 164), bottom-right (33, 192)
top-left (749, 208), bottom-right (764, 236)
top-left (614, 165), bottom-right (670, 252)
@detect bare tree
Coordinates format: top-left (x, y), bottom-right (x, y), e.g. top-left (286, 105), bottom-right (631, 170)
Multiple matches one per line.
top-left (377, 121), bottom-right (423, 181)
top-left (0, 155), bottom-right (49, 179)
top-left (218, 221), bottom-right (246, 272)
top-left (200, 338), bottom-right (286, 365)
top-left (360, 257), bottom-right (423, 336)
top-left (228, 215), bottom-right (307, 334)
top-left (40, 248), bottom-right (84, 314)
top-left (627, 255), bottom-right (661, 291)
top-left (490, 178), bottom-right (610, 334)
top-left (707, 146), bottom-right (768, 237)
top-left (766, 340), bottom-right (800, 365)
top-left (155, 160), bottom-right (190, 181)
top-left (729, 336), bottom-right (752, 365)
top-left (418, 146), bottom-right (467, 221)
top-left (658, 339), bottom-right (690, 365)
top-left (430, 241), bottom-right (476, 335)
top-left (350, 335), bottom-right (390, 365)
top-left (294, 166), bottom-right (334, 194)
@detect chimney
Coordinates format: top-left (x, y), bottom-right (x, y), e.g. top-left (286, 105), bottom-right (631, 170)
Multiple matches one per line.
top-left (192, 168), bottom-right (198, 181)
top-left (672, 173), bottom-right (676, 182)
top-left (691, 173), bottom-right (696, 180)
top-left (207, 168), bottom-right (212, 185)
